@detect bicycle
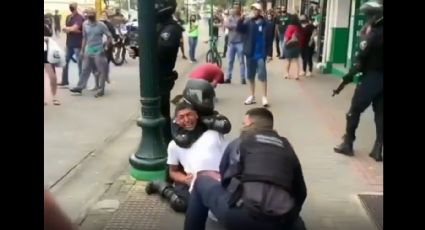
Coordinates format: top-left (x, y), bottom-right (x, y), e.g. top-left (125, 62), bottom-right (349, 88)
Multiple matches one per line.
top-left (205, 36), bottom-right (222, 67)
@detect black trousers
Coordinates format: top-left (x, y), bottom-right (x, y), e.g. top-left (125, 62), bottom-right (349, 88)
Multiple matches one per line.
top-left (301, 46), bottom-right (314, 72)
top-left (223, 34), bottom-right (229, 56)
top-left (267, 37), bottom-right (274, 57)
top-left (54, 26), bottom-right (61, 36)
top-left (345, 71), bottom-right (383, 143)
top-left (174, 182), bottom-right (190, 204)
top-left (275, 35), bottom-right (280, 56)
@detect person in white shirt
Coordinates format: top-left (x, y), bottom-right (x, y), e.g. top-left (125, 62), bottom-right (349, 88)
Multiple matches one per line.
top-left (145, 101), bottom-right (229, 213)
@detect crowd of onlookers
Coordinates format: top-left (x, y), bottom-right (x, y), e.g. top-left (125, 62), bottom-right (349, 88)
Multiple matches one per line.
top-left (174, 3), bottom-right (321, 107)
top-left (44, 2), bottom-right (322, 107)
top-left (44, 2), bottom-right (127, 106)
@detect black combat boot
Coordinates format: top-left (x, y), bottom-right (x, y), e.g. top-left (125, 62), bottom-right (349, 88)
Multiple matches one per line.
top-left (369, 141), bottom-right (383, 162)
top-left (162, 187), bottom-right (187, 212)
top-left (145, 180), bottom-right (169, 195)
top-left (145, 180), bottom-right (187, 213)
top-left (334, 137), bottom-right (354, 156)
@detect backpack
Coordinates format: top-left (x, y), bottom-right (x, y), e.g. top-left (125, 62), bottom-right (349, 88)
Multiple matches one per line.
top-left (226, 131), bottom-right (296, 221)
top-left (285, 31), bottom-right (300, 48)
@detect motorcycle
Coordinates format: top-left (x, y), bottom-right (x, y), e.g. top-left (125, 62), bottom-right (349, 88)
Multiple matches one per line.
top-left (126, 19), bottom-right (139, 59)
top-left (110, 23), bottom-right (130, 66)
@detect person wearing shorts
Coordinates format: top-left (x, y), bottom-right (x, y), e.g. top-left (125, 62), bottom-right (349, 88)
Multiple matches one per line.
top-left (237, 3), bottom-right (269, 107)
top-left (283, 15), bottom-right (302, 80)
top-left (44, 16), bottom-right (61, 106)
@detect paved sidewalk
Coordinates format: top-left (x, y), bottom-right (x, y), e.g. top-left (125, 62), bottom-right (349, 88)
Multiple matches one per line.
top-left (45, 21), bottom-right (213, 221)
top-left (79, 34), bottom-right (382, 230)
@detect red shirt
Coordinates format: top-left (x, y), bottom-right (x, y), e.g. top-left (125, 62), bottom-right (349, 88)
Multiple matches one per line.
top-left (284, 25), bottom-right (303, 48)
top-left (189, 63), bottom-right (224, 84)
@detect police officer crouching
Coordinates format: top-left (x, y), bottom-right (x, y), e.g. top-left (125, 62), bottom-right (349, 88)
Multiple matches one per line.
top-left (334, 0), bottom-right (383, 162)
top-left (129, 0), bottom-right (183, 144)
top-left (184, 107), bottom-right (307, 230)
top-left (146, 79), bottom-right (232, 213)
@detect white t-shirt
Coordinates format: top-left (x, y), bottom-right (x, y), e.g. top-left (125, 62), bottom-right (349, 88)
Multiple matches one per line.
top-left (167, 130), bottom-right (229, 191)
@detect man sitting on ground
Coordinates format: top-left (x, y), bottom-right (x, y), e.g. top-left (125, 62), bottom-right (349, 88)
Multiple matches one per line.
top-left (184, 108), bottom-right (307, 230)
top-left (146, 79), bottom-right (231, 213)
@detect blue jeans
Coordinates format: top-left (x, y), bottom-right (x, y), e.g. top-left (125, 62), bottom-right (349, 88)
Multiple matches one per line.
top-left (61, 46), bottom-right (82, 85)
top-left (226, 42), bottom-right (246, 81)
top-left (278, 33), bottom-right (286, 58)
top-left (184, 176), bottom-right (306, 230)
top-left (246, 58), bottom-right (267, 82)
top-left (188, 37), bottom-right (198, 61)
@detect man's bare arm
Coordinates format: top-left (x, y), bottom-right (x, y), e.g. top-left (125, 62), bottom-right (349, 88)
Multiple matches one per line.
top-left (169, 165), bottom-right (192, 185)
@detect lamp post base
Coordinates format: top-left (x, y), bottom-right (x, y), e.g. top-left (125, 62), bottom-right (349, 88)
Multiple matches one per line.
top-left (130, 166), bottom-right (166, 181)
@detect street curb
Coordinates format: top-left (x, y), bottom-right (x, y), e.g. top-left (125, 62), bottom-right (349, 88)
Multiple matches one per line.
top-left (49, 112), bottom-right (139, 192)
top-left (49, 46), bottom-right (207, 192)
top-left (56, 47), bottom-right (210, 225)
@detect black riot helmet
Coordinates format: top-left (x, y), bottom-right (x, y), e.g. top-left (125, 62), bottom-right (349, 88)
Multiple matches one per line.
top-left (155, 0), bottom-right (177, 19)
top-left (360, 0), bottom-right (383, 25)
top-left (182, 79), bottom-right (216, 116)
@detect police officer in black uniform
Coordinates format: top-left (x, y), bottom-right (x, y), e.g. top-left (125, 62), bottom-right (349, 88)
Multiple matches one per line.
top-left (129, 0), bottom-right (183, 144)
top-left (334, 0), bottom-right (383, 162)
top-left (184, 107), bottom-right (307, 230)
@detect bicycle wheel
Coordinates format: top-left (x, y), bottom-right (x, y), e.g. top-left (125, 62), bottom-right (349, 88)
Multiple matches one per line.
top-left (213, 50), bottom-right (222, 67)
top-left (206, 50), bottom-right (214, 63)
top-left (215, 52), bottom-right (222, 67)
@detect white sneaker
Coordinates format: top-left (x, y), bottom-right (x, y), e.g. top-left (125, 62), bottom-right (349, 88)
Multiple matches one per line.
top-left (299, 71), bottom-right (306, 76)
top-left (244, 95), bottom-right (256, 105)
top-left (306, 72), bottom-right (312, 77)
top-left (208, 211), bottom-right (218, 222)
top-left (262, 96), bottom-right (269, 107)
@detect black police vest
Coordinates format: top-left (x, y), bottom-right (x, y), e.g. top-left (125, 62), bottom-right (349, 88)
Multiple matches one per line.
top-left (358, 23), bottom-right (383, 74)
top-left (239, 130), bottom-right (295, 193)
top-left (224, 130), bottom-right (297, 219)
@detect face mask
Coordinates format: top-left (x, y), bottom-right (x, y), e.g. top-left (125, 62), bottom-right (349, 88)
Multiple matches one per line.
top-left (267, 15), bottom-right (272, 20)
top-left (88, 16), bottom-right (96, 21)
top-left (69, 6), bottom-right (75, 12)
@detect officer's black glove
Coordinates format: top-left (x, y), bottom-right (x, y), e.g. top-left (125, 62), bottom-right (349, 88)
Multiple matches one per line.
top-left (332, 65), bottom-right (360, 97)
top-left (342, 63), bottom-right (362, 84)
top-left (201, 113), bottom-right (231, 134)
top-left (342, 73), bottom-right (354, 84)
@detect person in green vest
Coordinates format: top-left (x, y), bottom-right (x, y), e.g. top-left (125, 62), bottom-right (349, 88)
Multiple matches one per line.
top-left (188, 14), bottom-right (199, 63)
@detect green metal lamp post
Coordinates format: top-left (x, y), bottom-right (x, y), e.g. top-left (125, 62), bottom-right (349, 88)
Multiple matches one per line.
top-left (129, 0), bottom-right (168, 181)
